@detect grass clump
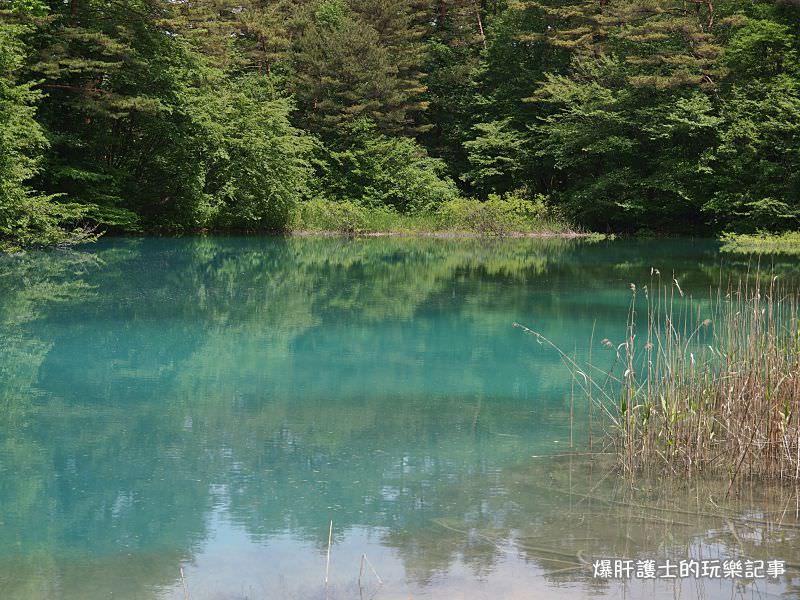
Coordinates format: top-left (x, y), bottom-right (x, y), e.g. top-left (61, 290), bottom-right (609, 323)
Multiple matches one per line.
top-left (290, 192), bottom-right (575, 236)
top-left (720, 232), bottom-right (800, 255)
top-left (521, 273), bottom-right (800, 485)
top-left (290, 200), bottom-right (404, 234)
top-left (433, 192), bottom-right (569, 236)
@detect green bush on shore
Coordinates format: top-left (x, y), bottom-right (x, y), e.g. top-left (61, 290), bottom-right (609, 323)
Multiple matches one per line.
top-left (719, 232), bottom-right (800, 255)
top-left (290, 192), bottom-right (573, 236)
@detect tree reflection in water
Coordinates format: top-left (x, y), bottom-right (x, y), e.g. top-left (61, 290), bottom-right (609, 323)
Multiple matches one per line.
top-left (0, 236), bottom-right (797, 599)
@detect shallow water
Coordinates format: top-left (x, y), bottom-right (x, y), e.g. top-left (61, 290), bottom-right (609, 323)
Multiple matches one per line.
top-left (0, 236), bottom-right (798, 600)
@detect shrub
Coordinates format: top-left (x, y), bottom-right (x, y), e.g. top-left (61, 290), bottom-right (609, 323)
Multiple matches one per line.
top-left (291, 199), bottom-right (402, 234)
top-left (319, 119), bottom-right (459, 213)
top-left (199, 75), bottom-right (315, 231)
top-left (434, 190), bottom-right (568, 235)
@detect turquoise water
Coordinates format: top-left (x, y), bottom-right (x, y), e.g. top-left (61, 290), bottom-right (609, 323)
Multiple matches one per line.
top-left (0, 236), bottom-right (798, 600)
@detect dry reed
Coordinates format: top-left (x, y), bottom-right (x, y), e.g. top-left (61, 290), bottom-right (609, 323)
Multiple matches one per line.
top-left (325, 519), bottom-right (333, 589)
top-left (517, 271), bottom-right (800, 485)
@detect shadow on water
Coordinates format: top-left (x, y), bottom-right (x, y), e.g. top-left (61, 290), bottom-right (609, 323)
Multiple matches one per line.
top-left (0, 236), bottom-right (799, 599)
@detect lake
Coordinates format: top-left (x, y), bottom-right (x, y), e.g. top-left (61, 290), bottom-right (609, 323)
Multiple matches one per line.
top-left (1, 236), bottom-right (798, 600)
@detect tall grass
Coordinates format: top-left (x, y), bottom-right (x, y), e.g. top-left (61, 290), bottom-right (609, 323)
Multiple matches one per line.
top-left (289, 197), bottom-right (576, 236)
top-left (720, 232), bottom-right (800, 256)
top-left (519, 273), bottom-right (800, 485)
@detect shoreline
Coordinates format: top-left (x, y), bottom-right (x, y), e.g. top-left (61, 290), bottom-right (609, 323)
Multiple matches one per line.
top-left (287, 229), bottom-right (594, 239)
top-left (0, 230), bottom-right (599, 254)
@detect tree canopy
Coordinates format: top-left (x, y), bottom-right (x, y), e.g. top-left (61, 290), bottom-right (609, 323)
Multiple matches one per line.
top-left (1, 0), bottom-right (799, 248)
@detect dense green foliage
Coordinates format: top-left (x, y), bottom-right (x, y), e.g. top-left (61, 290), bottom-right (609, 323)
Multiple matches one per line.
top-left (1, 0), bottom-right (799, 247)
top-left (291, 194), bottom-right (571, 234)
top-left (0, 4), bottom-right (91, 251)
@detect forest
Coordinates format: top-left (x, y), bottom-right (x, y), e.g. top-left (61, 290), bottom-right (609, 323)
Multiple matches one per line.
top-left (1, 0), bottom-right (799, 250)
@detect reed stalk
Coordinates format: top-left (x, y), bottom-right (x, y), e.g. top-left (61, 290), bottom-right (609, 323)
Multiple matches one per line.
top-left (324, 520), bottom-right (333, 589)
top-left (180, 566), bottom-right (189, 600)
top-left (518, 272), bottom-right (800, 485)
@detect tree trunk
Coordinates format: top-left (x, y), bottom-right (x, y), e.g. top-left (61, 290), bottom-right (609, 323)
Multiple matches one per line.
top-left (475, 3), bottom-right (487, 49)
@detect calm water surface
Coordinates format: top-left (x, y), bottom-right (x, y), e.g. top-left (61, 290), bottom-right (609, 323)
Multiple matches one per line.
top-left (1, 236), bottom-right (798, 600)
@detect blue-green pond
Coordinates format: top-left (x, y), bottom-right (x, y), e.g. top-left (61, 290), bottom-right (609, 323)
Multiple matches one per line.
top-left (1, 236), bottom-right (798, 599)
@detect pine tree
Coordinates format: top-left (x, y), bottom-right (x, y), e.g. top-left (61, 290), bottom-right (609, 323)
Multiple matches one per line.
top-left (28, 0), bottom-right (204, 226)
top-left (526, 0), bottom-right (732, 89)
top-left (350, 0), bottom-right (430, 129)
top-left (431, 0), bottom-right (491, 49)
top-left (237, 0), bottom-right (305, 75)
top-left (164, 0), bottom-right (243, 67)
top-left (291, 0), bottom-right (421, 136)
top-left (0, 1), bottom-right (90, 250)
top-left (418, 0), bottom-right (495, 179)
top-left (164, 0), bottom-right (304, 74)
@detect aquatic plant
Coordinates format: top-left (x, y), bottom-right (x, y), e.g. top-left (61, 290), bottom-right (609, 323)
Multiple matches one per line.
top-left (519, 273), bottom-right (800, 485)
top-left (720, 232), bottom-right (800, 256)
